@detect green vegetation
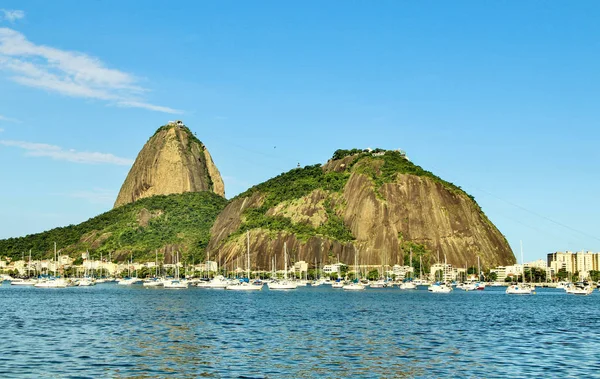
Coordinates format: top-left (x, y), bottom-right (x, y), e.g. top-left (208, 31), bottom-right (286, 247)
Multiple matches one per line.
top-left (400, 241), bottom-right (431, 275)
top-left (0, 192), bottom-right (227, 263)
top-left (351, 150), bottom-right (467, 197)
top-left (231, 164), bottom-right (354, 242)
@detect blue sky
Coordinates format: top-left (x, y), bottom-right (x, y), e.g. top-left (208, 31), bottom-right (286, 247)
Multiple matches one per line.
top-left (0, 1), bottom-right (599, 262)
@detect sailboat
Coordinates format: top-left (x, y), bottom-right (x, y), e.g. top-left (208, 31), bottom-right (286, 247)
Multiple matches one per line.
top-left (35, 242), bottom-right (67, 288)
top-left (78, 250), bottom-right (96, 286)
top-left (143, 250), bottom-right (164, 287)
top-left (117, 254), bottom-right (139, 285)
top-left (225, 231), bottom-right (263, 291)
top-left (428, 254), bottom-right (452, 293)
top-left (164, 251), bottom-right (189, 289)
top-left (475, 256), bottom-right (485, 290)
top-left (400, 248), bottom-right (417, 290)
top-left (268, 242), bottom-right (298, 290)
top-left (12, 250), bottom-right (37, 286)
top-left (506, 241), bottom-right (532, 295)
top-left (343, 249), bottom-right (365, 290)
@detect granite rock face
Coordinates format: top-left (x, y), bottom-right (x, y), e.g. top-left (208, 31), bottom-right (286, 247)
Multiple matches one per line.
top-left (114, 123), bottom-right (224, 208)
top-left (207, 152), bottom-right (515, 270)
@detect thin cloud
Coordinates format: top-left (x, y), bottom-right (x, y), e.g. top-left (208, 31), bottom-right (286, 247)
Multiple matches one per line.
top-left (65, 188), bottom-right (116, 205)
top-left (0, 28), bottom-right (181, 114)
top-left (0, 114), bottom-right (20, 123)
top-left (0, 128), bottom-right (3, 132)
top-left (1, 10), bottom-right (25, 23)
top-left (0, 139), bottom-right (133, 165)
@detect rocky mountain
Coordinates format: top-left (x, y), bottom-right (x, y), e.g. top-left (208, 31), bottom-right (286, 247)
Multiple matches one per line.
top-left (208, 149), bottom-right (515, 271)
top-left (0, 140), bottom-right (515, 273)
top-left (114, 122), bottom-right (225, 208)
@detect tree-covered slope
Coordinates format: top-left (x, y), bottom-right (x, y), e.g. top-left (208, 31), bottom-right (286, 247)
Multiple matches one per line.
top-left (208, 149), bottom-right (515, 271)
top-left (0, 192), bottom-right (227, 263)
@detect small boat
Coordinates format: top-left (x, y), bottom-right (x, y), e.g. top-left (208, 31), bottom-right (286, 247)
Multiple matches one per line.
top-left (10, 278), bottom-right (37, 286)
top-left (34, 278), bottom-right (68, 288)
top-left (505, 284), bottom-right (532, 295)
top-left (399, 281), bottom-right (417, 290)
top-left (428, 282), bottom-right (453, 293)
top-left (142, 277), bottom-right (164, 287)
top-left (459, 282), bottom-right (477, 291)
top-left (163, 279), bottom-right (188, 289)
top-left (226, 280), bottom-right (263, 291)
top-left (164, 252), bottom-right (188, 289)
top-left (331, 280), bottom-right (345, 288)
top-left (225, 231), bottom-right (262, 291)
top-left (342, 281), bottom-right (365, 291)
top-left (267, 243), bottom-right (298, 290)
top-left (117, 277), bottom-right (140, 286)
top-left (568, 282), bottom-right (593, 296)
top-left (370, 280), bottom-right (388, 288)
top-left (506, 241), bottom-right (532, 295)
top-left (201, 275), bottom-right (230, 289)
top-left (78, 278), bottom-right (96, 287)
top-left (268, 280), bottom-right (298, 290)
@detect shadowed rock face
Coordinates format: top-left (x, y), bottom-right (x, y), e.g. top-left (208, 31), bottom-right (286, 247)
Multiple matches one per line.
top-left (114, 124), bottom-right (224, 208)
top-left (207, 153), bottom-right (515, 271)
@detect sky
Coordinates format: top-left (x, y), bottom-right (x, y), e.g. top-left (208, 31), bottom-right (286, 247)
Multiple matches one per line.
top-left (0, 1), bottom-right (599, 262)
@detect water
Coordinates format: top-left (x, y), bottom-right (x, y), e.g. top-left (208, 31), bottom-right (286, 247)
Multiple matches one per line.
top-left (1, 284), bottom-right (599, 378)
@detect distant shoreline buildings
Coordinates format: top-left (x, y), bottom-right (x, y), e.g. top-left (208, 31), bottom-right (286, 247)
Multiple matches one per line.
top-left (2, 250), bottom-right (598, 282)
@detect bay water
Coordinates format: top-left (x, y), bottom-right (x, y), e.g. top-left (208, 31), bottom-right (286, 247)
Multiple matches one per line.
top-left (1, 284), bottom-right (599, 378)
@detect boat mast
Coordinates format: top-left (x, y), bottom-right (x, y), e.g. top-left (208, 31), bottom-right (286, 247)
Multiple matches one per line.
top-left (284, 242), bottom-right (288, 280)
top-left (409, 248), bottom-right (413, 280)
top-left (246, 231), bottom-right (250, 280)
top-left (54, 242), bottom-right (57, 277)
top-left (520, 240), bottom-right (524, 285)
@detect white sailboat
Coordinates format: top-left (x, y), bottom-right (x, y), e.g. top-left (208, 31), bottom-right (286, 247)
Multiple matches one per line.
top-left (506, 241), bottom-right (532, 295)
top-left (35, 243), bottom-right (67, 288)
top-left (226, 231), bottom-right (263, 291)
top-left (164, 251), bottom-right (188, 289)
top-left (343, 250), bottom-right (365, 291)
top-left (143, 251), bottom-right (164, 287)
top-left (12, 250), bottom-right (37, 286)
top-left (428, 254), bottom-right (452, 293)
top-left (400, 248), bottom-right (417, 290)
top-left (268, 242), bottom-right (298, 290)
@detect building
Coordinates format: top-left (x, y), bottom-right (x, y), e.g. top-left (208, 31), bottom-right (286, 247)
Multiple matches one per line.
top-left (428, 263), bottom-right (467, 282)
top-left (491, 265), bottom-right (523, 282)
top-left (393, 264), bottom-right (414, 280)
top-left (547, 250), bottom-right (599, 280)
top-left (293, 261), bottom-right (308, 273)
top-left (323, 263), bottom-right (346, 275)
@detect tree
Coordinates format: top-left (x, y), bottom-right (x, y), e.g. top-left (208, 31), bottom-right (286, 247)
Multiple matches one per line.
top-left (589, 270), bottom-right (600, 282)
top-left (487, 272), bottom-right (498, 282)
top-left (556, 268), bottom-right (568, 281)
top-left (367, 269), bottom-right (379, 281)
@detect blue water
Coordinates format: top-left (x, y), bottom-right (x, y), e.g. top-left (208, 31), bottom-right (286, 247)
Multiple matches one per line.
top-left (1, 284), bottom-right (599, 378)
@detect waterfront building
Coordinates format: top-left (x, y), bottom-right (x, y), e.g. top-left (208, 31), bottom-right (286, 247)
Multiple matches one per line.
top-left (393, 264), bottom-right (414, 280)
top-left (490, 264), bottom-right (523, 282)
top-left (323, 263), bottom-right (346, 275)
top-left (293, 260), bottom-right (308, 274)
top-left (547, 250), bottom-right (599, 280)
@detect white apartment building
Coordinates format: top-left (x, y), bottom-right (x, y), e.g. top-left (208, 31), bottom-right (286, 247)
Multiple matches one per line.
top-left (293, 261), bottom-right (308, 273)
top-left (547, 250), bottom-right (599, 279)
top-left (323, 263), bottom-right (346, 275)
top-left (393, 264), bottom-right (414, 280)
